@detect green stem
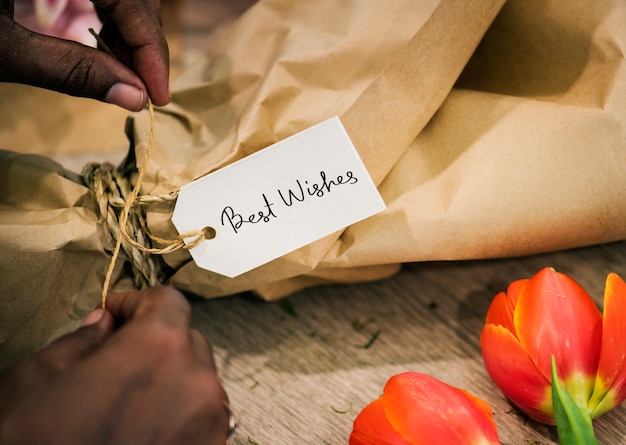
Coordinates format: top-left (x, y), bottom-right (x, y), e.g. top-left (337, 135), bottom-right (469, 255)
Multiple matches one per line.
top-left (551, 357), bottom-right (599, 445)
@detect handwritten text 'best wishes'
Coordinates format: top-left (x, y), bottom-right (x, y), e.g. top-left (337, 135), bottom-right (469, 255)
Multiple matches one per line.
top-left (220, 169), bottom-right (358, 234)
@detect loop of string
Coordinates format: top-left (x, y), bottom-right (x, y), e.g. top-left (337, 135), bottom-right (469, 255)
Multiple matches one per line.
top-left (82, 160), bottom-right (163, 292)
top-left (82, 30), bottom-right (207, 307)
top-left (82, 101), bottom-right (206, 308)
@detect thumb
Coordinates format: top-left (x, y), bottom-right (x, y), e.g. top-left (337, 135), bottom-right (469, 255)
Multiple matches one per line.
top-left (0, 19), bottom-right (147, 110)
top-left (38, 309), bottom-right (116, 370)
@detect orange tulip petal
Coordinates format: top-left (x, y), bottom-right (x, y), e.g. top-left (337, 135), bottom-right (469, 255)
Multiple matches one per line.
top-left (382, 372), bottom-right (500, 444)
top-left (592, 273), bottom-right (626, 411)
top-left (484, 280), bottom-right (527, 332)
top-left (485, 291), bottom-right (515, 332)
top-left (480, 324), bottom-right (554, 423)
top-left (514, 268), bottom-right (602, 382)
top-left (504, 278), bottom-right (528, 311)
top-left (350, 398), bottom-right (414, 445)
top-left (456, 388), bottom-right (500, 435)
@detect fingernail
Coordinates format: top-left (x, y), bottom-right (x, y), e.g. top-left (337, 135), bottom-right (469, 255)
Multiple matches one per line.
top-left (105, 83), bottom-right (145, 111)
top-left (81, 308), bottom-right (105, 327)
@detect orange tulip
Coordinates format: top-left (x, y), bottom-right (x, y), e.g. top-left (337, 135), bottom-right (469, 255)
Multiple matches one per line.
top-left (480, 267), bottom-right (626, 424)
top-left (349, 372), bottom-right (500, 445)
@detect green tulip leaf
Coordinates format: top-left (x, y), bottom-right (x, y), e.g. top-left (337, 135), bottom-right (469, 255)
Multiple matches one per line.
top-left (551, 357), bottom-right (599, 445)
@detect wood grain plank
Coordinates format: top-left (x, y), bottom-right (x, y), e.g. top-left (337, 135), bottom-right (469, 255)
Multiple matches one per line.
top-left (191, 241), bottom-right (626, 444)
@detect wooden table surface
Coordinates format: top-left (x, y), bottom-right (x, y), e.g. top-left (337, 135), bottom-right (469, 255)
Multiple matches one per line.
top-left (191, 241), bottom-right (626, 444)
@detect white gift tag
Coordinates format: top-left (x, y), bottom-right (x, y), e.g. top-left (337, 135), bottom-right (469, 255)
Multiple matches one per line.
top-left (171, 116), bottom-right (385, 278)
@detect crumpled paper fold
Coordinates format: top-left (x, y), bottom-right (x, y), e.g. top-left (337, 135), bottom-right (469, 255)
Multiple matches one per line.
top-left (135, 0), bottom-right (506, 298)
top-left (3, 0), bottom-right (626, 363)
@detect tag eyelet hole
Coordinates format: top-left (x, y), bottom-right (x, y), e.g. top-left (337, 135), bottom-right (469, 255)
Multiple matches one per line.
top-left (202, 226), bottom-right (217, 240)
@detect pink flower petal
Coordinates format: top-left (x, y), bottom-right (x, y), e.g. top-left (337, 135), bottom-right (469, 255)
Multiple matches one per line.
top-left (35, 0), bottom-right (69, 26)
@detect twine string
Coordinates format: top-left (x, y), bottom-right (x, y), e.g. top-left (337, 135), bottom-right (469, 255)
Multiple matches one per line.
top-left (84, 28), bottom-right (208, 307)
top-left (83, 101), bottom-right (207, 308)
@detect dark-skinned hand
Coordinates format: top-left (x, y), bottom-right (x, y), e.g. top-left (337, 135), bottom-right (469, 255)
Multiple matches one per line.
top-left (0, 0), bottom-right (169, 110)
top-left (0, 286), bottom-right (232, 445)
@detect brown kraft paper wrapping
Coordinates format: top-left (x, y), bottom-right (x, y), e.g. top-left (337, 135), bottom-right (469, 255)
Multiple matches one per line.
top-left (131, 0), bottom-right (505, 298)
top-left (3, 0), bottom-right (626, 363)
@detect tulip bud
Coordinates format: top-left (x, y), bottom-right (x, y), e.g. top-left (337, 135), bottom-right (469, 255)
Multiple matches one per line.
top-left (350, 372), bottom-right (500, 445)
top-left (481, 268), bottom-right (626, 425)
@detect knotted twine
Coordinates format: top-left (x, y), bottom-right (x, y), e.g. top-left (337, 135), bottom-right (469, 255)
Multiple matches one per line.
top-left (81, 101), bottom-right (206, 308)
